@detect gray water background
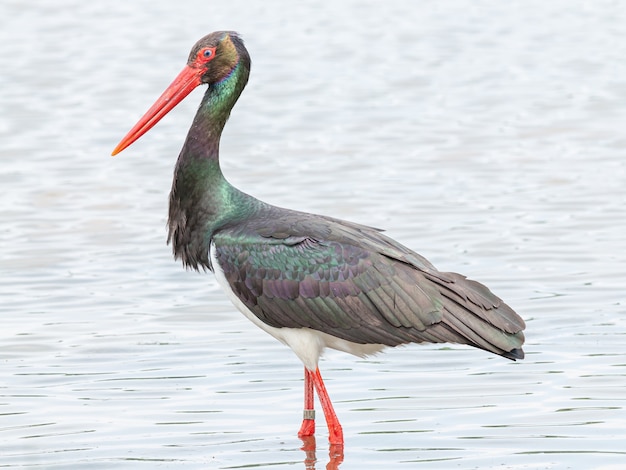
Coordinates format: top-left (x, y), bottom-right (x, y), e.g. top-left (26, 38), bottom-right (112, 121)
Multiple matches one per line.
top-left (1, 1), bottom-right (625, 468)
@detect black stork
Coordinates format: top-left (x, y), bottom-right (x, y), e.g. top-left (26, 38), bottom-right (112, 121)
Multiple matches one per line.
top-left (112, 31), bottom-right (525, 447)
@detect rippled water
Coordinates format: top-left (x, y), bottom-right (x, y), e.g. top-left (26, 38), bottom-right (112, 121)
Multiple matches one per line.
top-left (2, 1), bottom-right (625, 468)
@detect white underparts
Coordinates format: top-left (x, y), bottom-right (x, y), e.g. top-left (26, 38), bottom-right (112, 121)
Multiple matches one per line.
top-left (209, 242), bottom-right (386, 370)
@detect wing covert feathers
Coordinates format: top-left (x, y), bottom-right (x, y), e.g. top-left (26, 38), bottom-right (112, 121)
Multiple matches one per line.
top-left (213, 213), bottom-right (525, 360)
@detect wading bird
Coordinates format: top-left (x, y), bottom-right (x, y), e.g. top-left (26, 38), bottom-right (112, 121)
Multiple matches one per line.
top-left (113, 31), bottom-right (525, 447)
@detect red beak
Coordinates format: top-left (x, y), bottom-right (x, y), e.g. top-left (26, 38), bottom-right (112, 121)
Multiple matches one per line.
top-left (112, 65), bottom-right (204, 156)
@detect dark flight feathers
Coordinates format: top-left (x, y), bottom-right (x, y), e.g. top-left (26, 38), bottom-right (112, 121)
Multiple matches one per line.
top-left (212, 208), bottom-right (525, 360)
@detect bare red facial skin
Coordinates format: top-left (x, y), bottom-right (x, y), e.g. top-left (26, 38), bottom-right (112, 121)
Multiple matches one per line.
top-left (112, 46), bottom-right (217, 155)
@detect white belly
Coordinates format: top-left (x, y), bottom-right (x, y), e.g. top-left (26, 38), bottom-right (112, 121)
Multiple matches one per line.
top-left (209, 242), bottom-right (385, 370)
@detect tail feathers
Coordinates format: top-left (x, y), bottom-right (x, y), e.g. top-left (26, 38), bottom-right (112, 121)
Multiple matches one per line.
top-left (414, 269), bottom-right (525, 360)
top-left (504, 347), bottom-right (525, 361)
top-left (439, 301), bottom-right (525, 360)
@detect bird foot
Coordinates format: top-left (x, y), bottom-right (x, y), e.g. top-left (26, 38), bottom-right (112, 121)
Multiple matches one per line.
top-left (298, 418), bottom-right (316, 438)
top-left (327, 423), bottom-right (344, 446)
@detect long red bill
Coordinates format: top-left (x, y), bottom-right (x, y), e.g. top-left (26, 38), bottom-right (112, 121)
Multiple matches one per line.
top-left (112, 65), bottom-right (203, 156)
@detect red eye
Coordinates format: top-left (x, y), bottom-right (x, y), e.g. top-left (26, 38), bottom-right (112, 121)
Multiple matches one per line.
top-left (197, 47), bottom-right (216, 63)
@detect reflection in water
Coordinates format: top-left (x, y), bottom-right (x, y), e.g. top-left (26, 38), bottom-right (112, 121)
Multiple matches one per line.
top-left (300, 436), bottom-right (344, 470)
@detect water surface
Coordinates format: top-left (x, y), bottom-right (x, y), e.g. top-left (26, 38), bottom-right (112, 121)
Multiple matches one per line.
top-left (1, 1), bottom-right (625, 468)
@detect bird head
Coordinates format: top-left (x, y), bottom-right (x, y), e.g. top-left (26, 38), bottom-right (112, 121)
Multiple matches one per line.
top-left (112, 31), bottom-right (249, 156)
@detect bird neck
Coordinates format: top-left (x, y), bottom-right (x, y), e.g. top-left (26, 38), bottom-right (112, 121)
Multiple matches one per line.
top-left (168, 62), bottom-right (255, 271)
top-left (180, 61), bottom-right (248, 162)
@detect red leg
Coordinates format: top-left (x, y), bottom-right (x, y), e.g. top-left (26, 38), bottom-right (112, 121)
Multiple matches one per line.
top-left (298, 367), bottom-right (316, 438)
top-left (311, 367), bottom-right (344, 446)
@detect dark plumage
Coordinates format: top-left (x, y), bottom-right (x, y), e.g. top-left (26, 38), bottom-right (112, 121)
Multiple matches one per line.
top-left (113, 31), bottom-right (525, 447)
top-left (212, 207), bottom-right (524, 360)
